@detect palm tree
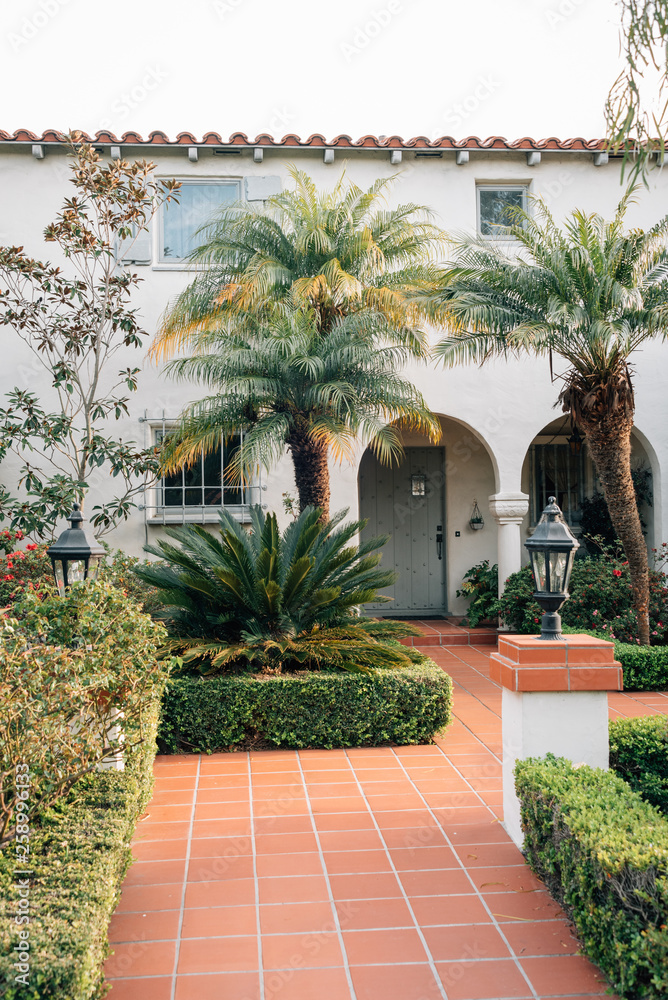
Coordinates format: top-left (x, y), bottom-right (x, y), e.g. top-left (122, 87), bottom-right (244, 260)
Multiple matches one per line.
top-left (160, 310), bottom-right (440, 521)
top-left (429, 190), bottom-right (668, 646)
top-left (150, 166), bottom-right (445, 361)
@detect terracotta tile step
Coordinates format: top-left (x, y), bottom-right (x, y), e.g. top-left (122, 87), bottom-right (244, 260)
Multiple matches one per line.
top-left (400, 630), bottom-right (499, 647)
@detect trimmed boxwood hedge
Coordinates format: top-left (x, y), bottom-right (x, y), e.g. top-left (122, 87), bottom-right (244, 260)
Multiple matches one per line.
top-left (0, 699), bottom-right (161, 1000)
top-left (159, 660), bottom-right (453, 753)
top-left (515, 755), bottom-right (668, 999)
top-left (561, 626), bottom-right (668, 690)
top-left (610, 715), bottom-right (668, 816)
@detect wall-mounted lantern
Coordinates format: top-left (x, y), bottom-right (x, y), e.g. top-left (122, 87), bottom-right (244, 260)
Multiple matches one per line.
top-left (469, 499), bottom-right (484, 531)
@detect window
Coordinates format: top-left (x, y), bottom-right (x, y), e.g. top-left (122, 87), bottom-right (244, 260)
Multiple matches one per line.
top-left (155, 431), bottom-right (246, 510)
top-left (477, 185), bottom-right (527, 237)
top-left (530, 443), bottom-right (586, 528)
top-left (159, 180), bottom-right (240, 262)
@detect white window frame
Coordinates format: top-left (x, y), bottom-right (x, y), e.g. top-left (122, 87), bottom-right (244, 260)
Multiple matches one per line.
top-left (144, 419), bottom-right (259, 524)
top-left (155, 177), bottom-right (242, 269)
top-left (476, 184), bottom-right (529, 239)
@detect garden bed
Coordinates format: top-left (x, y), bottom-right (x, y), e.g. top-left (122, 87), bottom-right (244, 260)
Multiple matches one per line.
top-left (515, 754), bottom-right (668, 999)
top-left (159, 659), bottom-right (453, 753)
top-left (0, 701), bottom-right (161, 1000)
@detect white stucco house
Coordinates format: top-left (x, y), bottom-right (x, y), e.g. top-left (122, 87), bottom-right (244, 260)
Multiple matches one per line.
top-left (0, 128), bottom-right (666, 616)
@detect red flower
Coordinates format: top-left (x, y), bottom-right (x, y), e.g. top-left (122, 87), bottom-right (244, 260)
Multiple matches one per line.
top-left (3, 574), bottom-right (14, 581)
top-left (26, 543), bottom-right (38, 551)
top-left (612, 569), bottom-right (622, 578)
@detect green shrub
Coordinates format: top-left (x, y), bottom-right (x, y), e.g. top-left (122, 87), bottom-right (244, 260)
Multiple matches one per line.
top-left (515, 755), bottom-right (668, 999)
top-left (498, 554), bottom-right (668, 644)
top-left (136, 504), bottom-right (419, 674)
top-left (610, 716), bottom-right (668, 815)
top-left (1, 583), bottom-right (170, 844)
top-left (0, 698), bottom-right (161, 1000)
top-left (456, 560), bottom-right (498, 626)
top-left (559, 627), bottom-right (668, 690)
top-left (159, 659), bottom-right (452, 752)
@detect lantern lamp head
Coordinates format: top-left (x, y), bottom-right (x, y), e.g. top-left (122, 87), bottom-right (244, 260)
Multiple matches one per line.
top-left (46, 504), bottom-right (105, 597)
top-left (524, 496), bottom-right (579, 640)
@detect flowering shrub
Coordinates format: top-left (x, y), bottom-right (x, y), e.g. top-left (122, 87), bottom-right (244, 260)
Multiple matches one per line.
top-left (498, 551), bottom-right (668, 645)
top-left (0, 581), bottom-right (171, 846)
top-left (0, 541), bottom-right (54, 606)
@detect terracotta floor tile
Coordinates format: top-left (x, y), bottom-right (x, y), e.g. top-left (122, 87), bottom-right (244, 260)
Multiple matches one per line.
top-left (322, 850), bottom-right (392, 875)
top-left (253, 815), bottom-right (314, 835)
top-left (312, 812), bottom-right (375, 832)
top-left (131, 839), bottom-right (189, 862)
top-left (389, 845), bottom-right (458, 870)
top-left (457, 843), bottom-right (524, 867)
top-left (188, 834), bottom-right (253, 858)
top-left (181, 903), bottom-right (257, 938)
top-left (437, 959), bottom-right (530, 998)
top-left (258, 875), bottom-right (330, 904)
top-left (424, 923), bottom-right (511, 961)
top-left (194, 802), bottom-right (252, 820)
top-left (343, 926), bottom-right (429, 965)
top-left (177, 935), bottom-right (258, 974)
top-left (134, 821), bottom-right (192, 842)
top-left (381, 825), bottom-right (447, 849)
top-left (195, 787), bottom-right (250, 803)
top-left (317, 830), bottom-right (385, 852)
top-left (123, 859), bottom-right (186, 887)
top-left (374, 809), bottom-right (436, 829)
top-left (399, 867), bottom-right (473, 896)
top-left (140, 804), bottom-right (193, 823)
top-left (184, 877), bottom-right (256, 909)
top-left (191, 818), bottom-right (252, 839)
top-left (334, 896), bottom-right (414, 930)
top-left (256, 851), bottom-right (322, 878)
top-left (254, 832), bottom-right (318, 854)
top-left (489, 891), bottom-right (566, 922)
top-left (328, 872), bottom-right (403, 900)
top-left (350, 962), bottom-right (443, 1000)
top-left (519, 955), bottom-right (610, 994)
top-left (106, 977), bottom-right (172, 1000)
top-left (251, 782), bottom-right (304, 799)
top-left (502, 918), bottom-right (580, 957)
top-left (105, 940), bottom-right (175, 978)
top-left (447, 822), bottom-right (511, 846)
top-left (307, 781), bottom-right (363, 797)
top-left (260, 901), bottom-right (337, 935)
top-left (262, 930), bottom-right (343, 969)
top-left (262, 966), bottom-right (352, 1000)
top-left (108, 909), bottom-right (180, 943)
top-left (187, 854), bottom-right (254, 882)
top-left (174, 972), bottom-right (262, 1000)
top-left (434, 807), bottom-right (498, 829)
top-left (310, 796), bottom-right (368, 813)
top-left (410, 893), bottom-right (491, 926)
top-left (116, 883), bottom-right (182, 913)
top-left (469, 866), bottom-right (545, 894)
top-left (150, 789), bottom-right (196, 806)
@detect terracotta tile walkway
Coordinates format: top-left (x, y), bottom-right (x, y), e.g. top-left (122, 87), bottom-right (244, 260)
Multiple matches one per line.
top-left (105, 645), bottom-right (667, 1000)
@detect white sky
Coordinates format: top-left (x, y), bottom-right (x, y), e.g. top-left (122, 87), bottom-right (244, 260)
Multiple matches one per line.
top-left (0, 0), bottom-right (623, 142)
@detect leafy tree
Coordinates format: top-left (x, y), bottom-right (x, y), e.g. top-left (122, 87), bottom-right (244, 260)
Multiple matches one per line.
top-left (151, 165), bottom-right (445, 358)
top-left (606, 0), bottom-right (668, 183)
top-left (134, 504), bottom-right (420, 675)
top-left (160, 309), bottom-right (439, 520)
top-left (430, 191), bottom-right (668, 645)
top-left (0, 138), bottom-right (179, 537)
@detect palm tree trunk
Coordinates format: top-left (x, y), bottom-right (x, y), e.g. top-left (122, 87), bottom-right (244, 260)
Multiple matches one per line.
top-left (287, 426), bottom-right (330, 521)
top-left (581, 413), bottom-right (650, 645)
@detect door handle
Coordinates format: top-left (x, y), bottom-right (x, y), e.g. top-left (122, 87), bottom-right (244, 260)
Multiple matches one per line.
top-left (436, 524), bottom-right (443, 560)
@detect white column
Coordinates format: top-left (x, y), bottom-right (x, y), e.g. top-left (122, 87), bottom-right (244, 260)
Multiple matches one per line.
top-left (488, 492), bottom-right (529, 596)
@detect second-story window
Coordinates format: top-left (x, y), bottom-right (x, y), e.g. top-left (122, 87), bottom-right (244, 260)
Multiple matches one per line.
top-left (477, 185), bottom-right (528, 237)
top-left (160, 180), bottom-right (240, 262)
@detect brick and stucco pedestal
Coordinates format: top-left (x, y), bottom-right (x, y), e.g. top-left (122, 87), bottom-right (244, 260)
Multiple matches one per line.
top-left (490, 634), bottom-right (623, 848)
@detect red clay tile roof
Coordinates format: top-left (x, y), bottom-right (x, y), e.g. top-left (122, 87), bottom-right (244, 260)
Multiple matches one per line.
top-left (0, 129), bottom-right (606, 151)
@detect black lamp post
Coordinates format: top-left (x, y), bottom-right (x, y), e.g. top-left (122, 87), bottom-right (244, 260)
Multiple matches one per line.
top-left (46, 504), bottom-right (105, 597)
top-left (524, 496), bottom-right (579, 640)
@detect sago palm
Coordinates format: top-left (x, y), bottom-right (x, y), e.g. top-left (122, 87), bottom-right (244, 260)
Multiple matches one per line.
top-left (430, 190), bottom-right (668, 646)
top-left (160, 310), bottom-right (440, 520)
top-left (150, 166), bottom-right (445, 360)
top-left (134, 505), bottom-right (420, 674)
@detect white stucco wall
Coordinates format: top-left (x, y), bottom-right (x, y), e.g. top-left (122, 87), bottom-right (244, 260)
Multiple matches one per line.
top-left (1, 139), bottom-right (667, 605)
